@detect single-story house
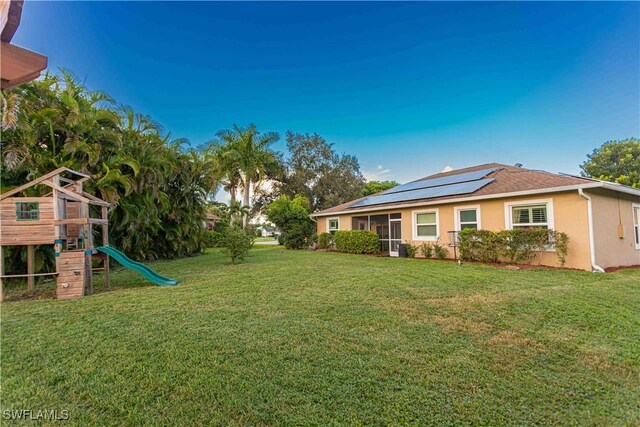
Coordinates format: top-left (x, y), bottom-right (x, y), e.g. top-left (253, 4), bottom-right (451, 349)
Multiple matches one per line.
top-left (311, 163), bottom-right (640, 271)
top-left (259, 226), bottom-right (277, 237)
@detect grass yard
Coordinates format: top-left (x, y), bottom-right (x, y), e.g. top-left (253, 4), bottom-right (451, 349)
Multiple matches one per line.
top-left (253, 236), bottom-right (279, 243)
top-left (2, 246), bottom-right (639, 425)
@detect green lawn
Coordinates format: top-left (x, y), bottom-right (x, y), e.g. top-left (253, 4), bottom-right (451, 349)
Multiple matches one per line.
top-left (2, 247), bottom-right (639, 425)
top-left (254, 236), bottom-right (279, 243)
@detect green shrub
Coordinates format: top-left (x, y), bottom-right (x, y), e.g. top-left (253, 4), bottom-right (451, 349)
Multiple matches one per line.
top-left (334, 231), bottom-right (379, 254)
top-left (404, 242), bottom-right (417, 258)
top-left (419, 242), bottom-right (434, 259)
top-left (457, 229), bottom-right (474, 261)
top-left (317, 232), bottom-right (335, 250)
top-left (281, 221), bottom-right (315, 250)
top-left (221, 227), bottom-right (253, 264)
top-left (553, 232), bottom-right (569, 267)
top-left (265, 195), bottom-right (315, 250)
top-left (204, 230), bottom-right (225, 248)
top-left (432, 239), bottom-right (448, 260)
top-left (457, 228), bottom-right (569, 266)
top-left (500, 228), bottom-right (551, 264)
top-left (458, 229), bottom-right (504, 263)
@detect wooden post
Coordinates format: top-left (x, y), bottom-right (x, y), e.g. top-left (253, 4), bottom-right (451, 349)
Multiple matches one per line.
top-left (102, 206), bottom-right (110, 289)
top-left (27, 245), bottom-right (34, 293)
top-left (86, 221), bottom-right (93, 295)
top-left (52, 174), bottom-right (60, 240)
top-left (85, 254), bottom-right (93, 295)
top-left (0, 246), bottom-right (4, 302)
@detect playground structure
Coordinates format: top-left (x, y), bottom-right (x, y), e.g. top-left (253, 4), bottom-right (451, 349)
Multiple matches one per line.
top-left (0, 168), bottom-right (177, 300)
top-left (0, 168), bottom-right (110, 299)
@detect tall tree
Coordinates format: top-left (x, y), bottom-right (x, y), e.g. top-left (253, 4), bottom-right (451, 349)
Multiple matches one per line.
top-left (280, 132), bottom-right (365, 211)
top-left (580, 138), bottom-right (640, 188)
top-left (1, 71), bottom-right (212, 265)
top-left (203, 140), bottom-right (241, 206)
top-left (361, 180), bottom-right (400, 196)
top-left (212, 124), bottom-right (280, 226)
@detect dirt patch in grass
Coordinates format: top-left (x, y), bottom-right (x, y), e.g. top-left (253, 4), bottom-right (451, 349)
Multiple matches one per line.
top-left (486, 330), bottom-right (547, 353)
top-left (428, 315), bottom-right (492, 335)
top-left (580, 346), bottom-right (615, 371)
top-left (578, 346), bottom-right (637, 380)
top-left (425, 294), bottom-right (504, 307)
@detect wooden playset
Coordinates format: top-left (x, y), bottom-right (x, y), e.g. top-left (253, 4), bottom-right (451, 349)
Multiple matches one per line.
top-left (0, 168), bottom-right (110, 300)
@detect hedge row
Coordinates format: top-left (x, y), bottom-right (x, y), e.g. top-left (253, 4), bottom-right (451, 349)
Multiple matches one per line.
top-left (457, 228), bottom-right (569, 266)
top-left (334, 230), bottom-right (379, 254)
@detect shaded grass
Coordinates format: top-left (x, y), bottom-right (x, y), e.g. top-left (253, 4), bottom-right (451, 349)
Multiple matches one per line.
top-left (2, 246), bottom-right (639, 425)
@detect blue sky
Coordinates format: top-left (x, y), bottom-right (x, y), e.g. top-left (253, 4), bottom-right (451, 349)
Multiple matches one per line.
top-left (15, 1), bottom-right (640, 186)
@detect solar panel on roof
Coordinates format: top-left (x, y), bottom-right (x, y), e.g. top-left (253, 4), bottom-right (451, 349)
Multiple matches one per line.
top-left (349, 178), bottom-right (494, 208)
top-left (382, 167), bottom-right (497, 195)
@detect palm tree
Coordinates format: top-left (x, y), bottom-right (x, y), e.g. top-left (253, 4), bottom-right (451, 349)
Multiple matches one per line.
top-left (1, 70), bottom-right (212, 262)
top-left (203, 138), bottom-right (239, 222)
top-left (227, 200), bottom-right (251, 227)
top-left (214, 124), bottom-right (279, 226)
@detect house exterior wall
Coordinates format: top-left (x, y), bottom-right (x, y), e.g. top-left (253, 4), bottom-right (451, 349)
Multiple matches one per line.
top-left (588, 189), bottom-right (640, 269)
top-left (316, 191), bottom-right (594, 270)
top-left (0, 197), bottom-right (56, 246)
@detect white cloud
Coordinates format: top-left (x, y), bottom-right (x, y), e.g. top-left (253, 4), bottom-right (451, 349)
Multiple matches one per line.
top-left (363, 167), bottom-right (392, 182)
top-left (441, 165), bottom-right (454, 173)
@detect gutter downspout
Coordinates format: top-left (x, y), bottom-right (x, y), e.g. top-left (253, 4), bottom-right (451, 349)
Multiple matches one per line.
top-left (578, 188), bottom-right (605, 273)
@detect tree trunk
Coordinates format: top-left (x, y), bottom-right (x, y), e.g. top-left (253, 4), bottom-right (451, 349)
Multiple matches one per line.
top-left (242, 175), bottom-right (251, 228)
top-left (229, 186), bottom-right (237, 223)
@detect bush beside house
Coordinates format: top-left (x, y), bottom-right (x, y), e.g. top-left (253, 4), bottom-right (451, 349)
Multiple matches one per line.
top-left (457, 228), bottom-right (569, 266)
top-left (334, 231), bottom-right (379, 254)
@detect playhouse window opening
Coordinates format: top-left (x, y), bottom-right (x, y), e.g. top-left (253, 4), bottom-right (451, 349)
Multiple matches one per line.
top-left (16, 202), bottom-right (39, 221)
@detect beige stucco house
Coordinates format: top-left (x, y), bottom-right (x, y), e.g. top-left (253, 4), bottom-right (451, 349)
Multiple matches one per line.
top-left (311, 163), bottom-right (640, 271)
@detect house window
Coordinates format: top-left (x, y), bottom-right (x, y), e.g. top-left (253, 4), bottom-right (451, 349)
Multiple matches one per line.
top-left (328, 218), bottom-right (339, 235)
top-left (633, 204), bottom-right (640, 250)
top-left (512, 205), bottom-right (548, 229)
top-left (505, 199), bottom-right (554, 231)
top-left (16, 202), bottom-right (39, 221)
top-left (413, 210), bottom-right (438, 240)
top-left (456, 207), bottom-right (480, 230)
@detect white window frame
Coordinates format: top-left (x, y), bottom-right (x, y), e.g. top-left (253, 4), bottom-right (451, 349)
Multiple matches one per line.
top-left (633, 203), bottom-right (640, 250)
top-left (454, 205), bottom-right (481, 231)
top-left (327, 217), bottom-right (340, 234)
top-left (412, 208), bottom-right (439, 241)
top-left (504, 198), bottom-right (555, 230)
